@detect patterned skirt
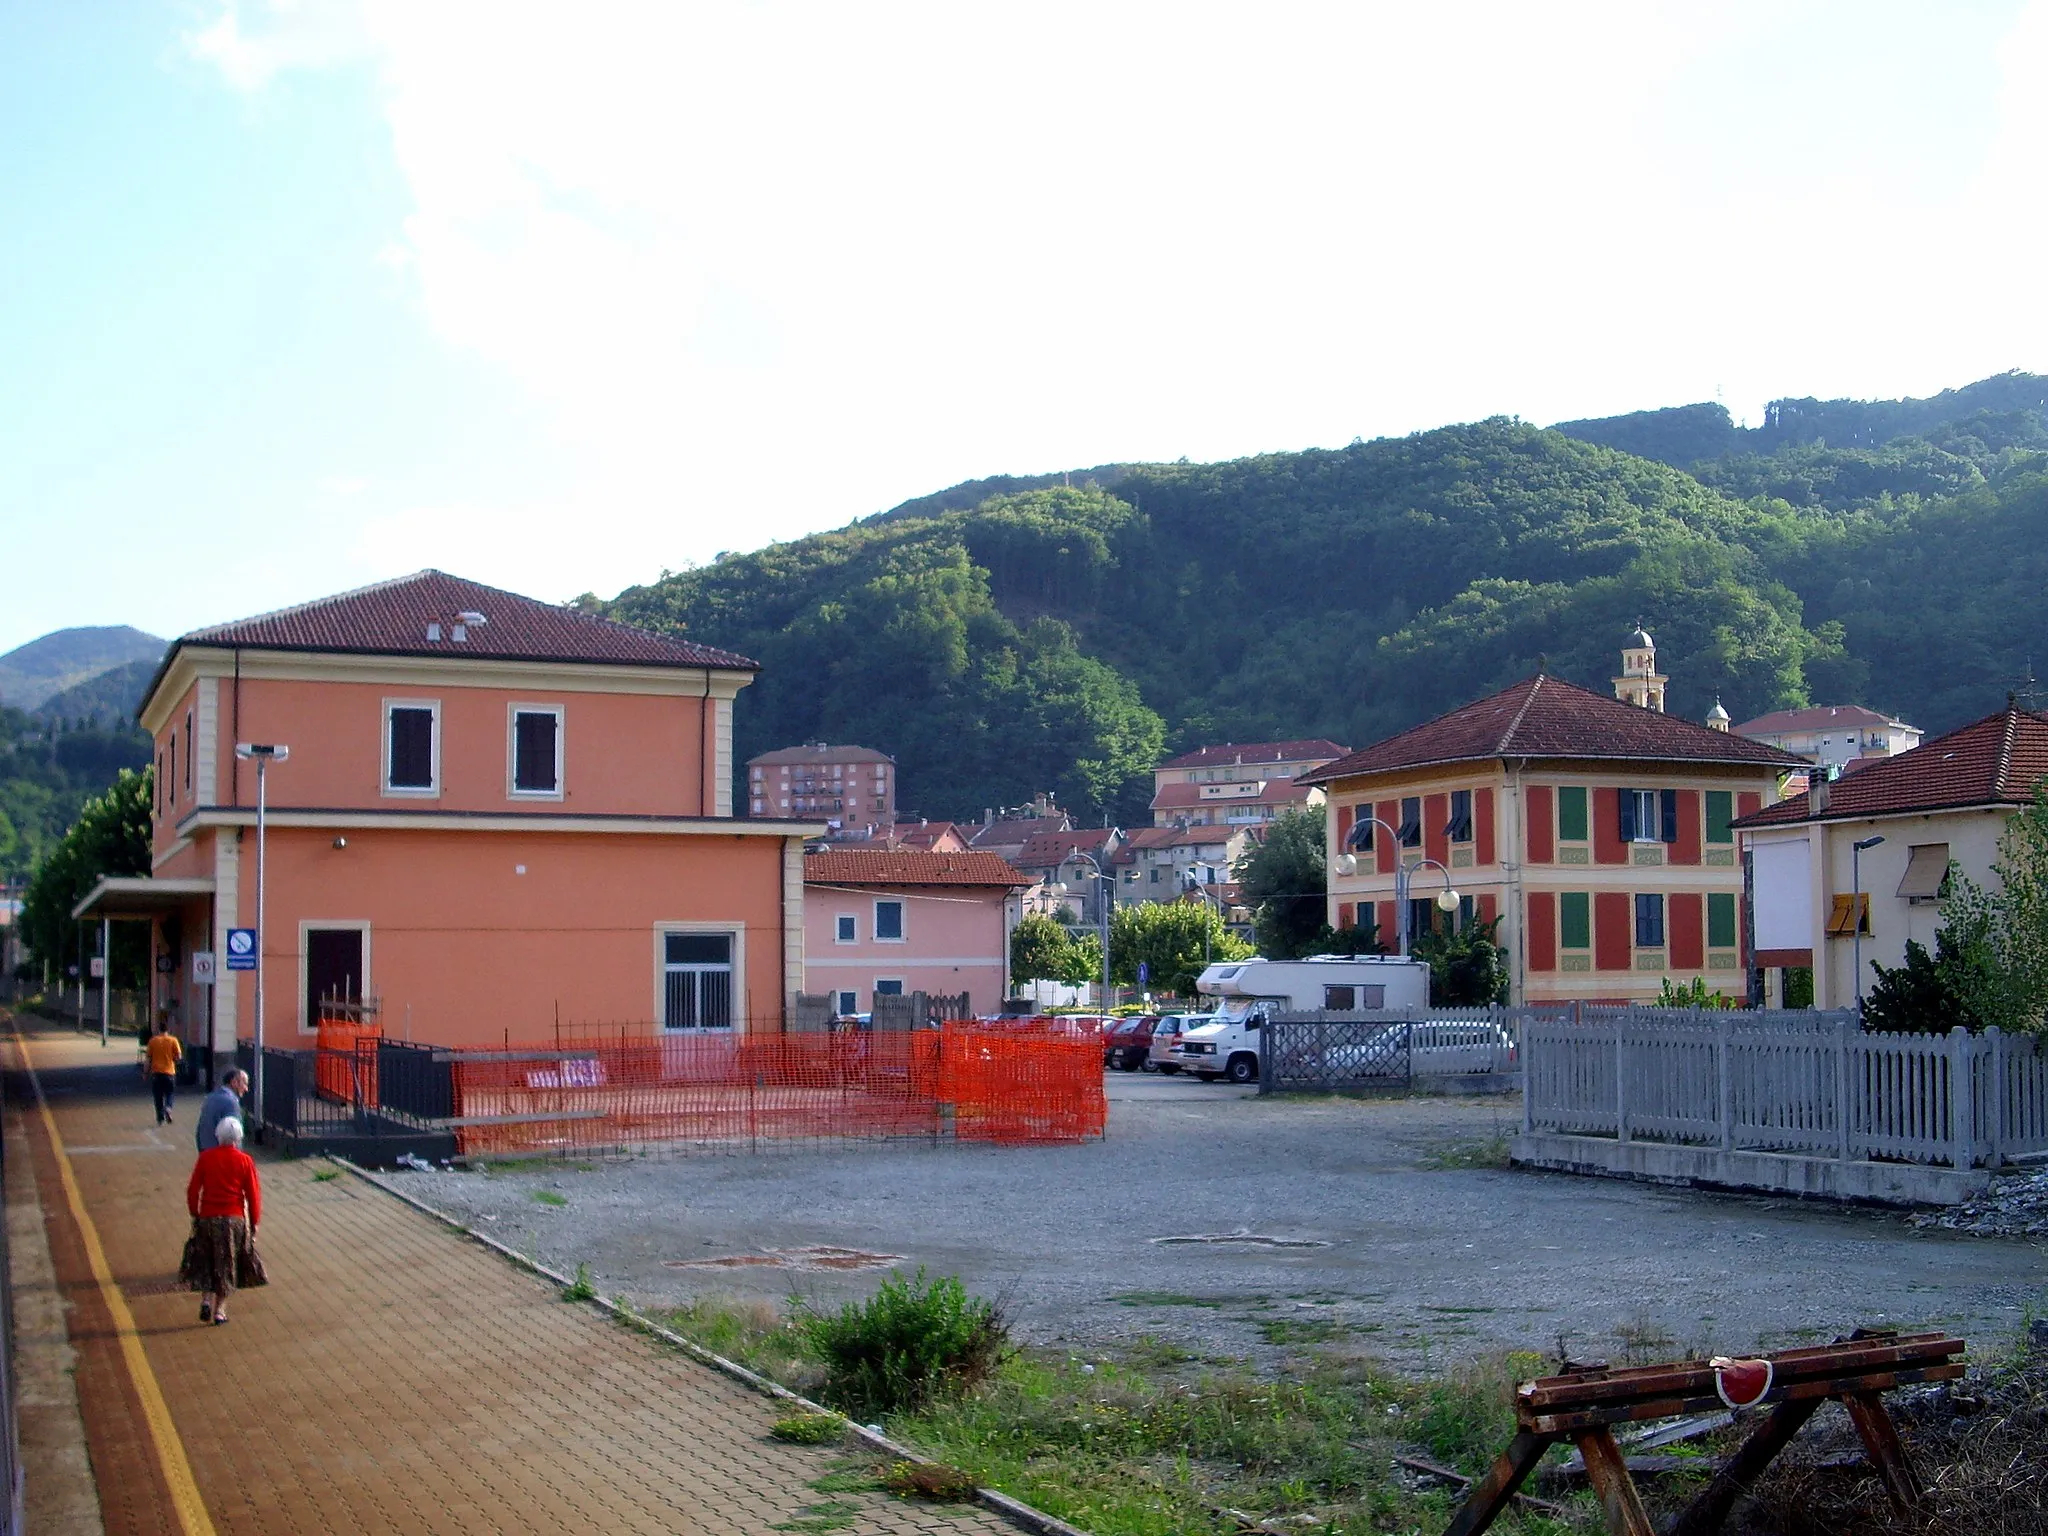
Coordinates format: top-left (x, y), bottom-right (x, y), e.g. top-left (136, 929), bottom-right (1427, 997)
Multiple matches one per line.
top-left (179, 1216), bottom-right (268, 1296)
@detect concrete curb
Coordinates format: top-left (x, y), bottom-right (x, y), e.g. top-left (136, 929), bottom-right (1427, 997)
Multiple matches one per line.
top-left (329, 1157), bottom-right (1094, 1536)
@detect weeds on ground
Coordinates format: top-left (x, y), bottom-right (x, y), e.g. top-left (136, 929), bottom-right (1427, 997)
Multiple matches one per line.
top-left (310, 1169), bottom-right (341, 1182)
top-left (771, 1413), bottom-right (845, 1445)
top-left (531, 1188), bottom-right (569, 1207)
top-left (561, 1264), bottom-right (596, 1303)
top-left (659, 1291), bottom-right (1593, 1536)
top-left (1419, 1132), bottom-right (1512, 1170)
top-left (798, 1269), bottom-right (1011, 1419)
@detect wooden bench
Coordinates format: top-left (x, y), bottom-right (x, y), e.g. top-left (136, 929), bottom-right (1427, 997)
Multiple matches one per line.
top-left (1445, 1329), bottom-right (1965, 1536)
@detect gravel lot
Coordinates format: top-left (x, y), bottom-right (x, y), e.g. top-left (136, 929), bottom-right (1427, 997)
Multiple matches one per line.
top-left (404, 1074), bottom-right (2048, 1371)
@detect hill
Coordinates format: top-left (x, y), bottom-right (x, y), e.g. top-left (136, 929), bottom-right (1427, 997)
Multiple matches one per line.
top-left (0, 626), bottom-right (164, 711)
top-left (32, 658), bottom-right (159, 726)
top-left (608, 372), bottom-right (2048, 827)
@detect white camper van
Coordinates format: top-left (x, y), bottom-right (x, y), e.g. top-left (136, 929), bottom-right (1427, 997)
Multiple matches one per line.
top-left (1169, 956), bottom-right (1433, 1082)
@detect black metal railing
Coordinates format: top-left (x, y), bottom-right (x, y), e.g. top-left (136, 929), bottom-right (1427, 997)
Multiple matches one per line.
top-left (375, 1039), bottom-right (454, 1123)
top-left (1260, 1016), bottom-right (1412, 1093)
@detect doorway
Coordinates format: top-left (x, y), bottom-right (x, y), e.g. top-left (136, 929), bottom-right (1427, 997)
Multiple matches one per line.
top-left (305, 927), bottom-right (367, 1029)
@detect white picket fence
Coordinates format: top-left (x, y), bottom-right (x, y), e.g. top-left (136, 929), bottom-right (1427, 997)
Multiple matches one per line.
top-left (1522, 1011), bottom-right (2048, 1170)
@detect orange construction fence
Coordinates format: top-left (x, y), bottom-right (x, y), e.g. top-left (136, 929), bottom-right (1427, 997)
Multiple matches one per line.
top-left (314, 1022), bottom-right (381, 1103)
top-left (440, 1024), bottom-right (1106, 1156)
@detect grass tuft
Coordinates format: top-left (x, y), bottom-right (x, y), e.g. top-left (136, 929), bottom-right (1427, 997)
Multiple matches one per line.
top-left (799, 1269), bottom-right (1011, 1420)
top-left (771, 1413), bottom-right (845, 1445)
top-left (531, 1189), bottom-right (569, 1207)
top-left (560, 1263), bottom-right (596, 1303)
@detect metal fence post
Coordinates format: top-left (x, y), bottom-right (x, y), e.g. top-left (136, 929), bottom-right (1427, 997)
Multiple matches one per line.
top-left (1518, 1008), bottom-right (1534, 1137)
top-left (1987, 1026), bottom-right (2006, 1169)
top-left (1834, 1015), bottom-right (1852, 1163)
top-left (1615, 1015), bottom-right (1630, 1144)
top-left (1716, 1015), bottom-right (1734, 1154)
top-left (1949, 1025), bottom-right (1975, 1170)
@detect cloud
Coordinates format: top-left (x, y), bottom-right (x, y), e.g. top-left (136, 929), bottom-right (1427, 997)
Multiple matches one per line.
top-left (187, 0), bottom-right (376, 92)
top-left (186, 0), bottom-right (2048, 598)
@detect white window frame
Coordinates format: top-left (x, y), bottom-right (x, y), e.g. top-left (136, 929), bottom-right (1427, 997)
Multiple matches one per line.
top-left (873, 899), bottom-right (906, 943)
top-left (873, 978), bottom-right (905, 997)
top-left (382, 698), bottom-right (441, 797)
top-left (1628, 788), bottom-right (1662, 844)
top-left (835, 913), bottom-right (857, 944)
top-left (296, 919), bottom-right (372, 1033)
top-left (651, 922), bottom-right (746, 1033)
top-left (506, 702), bottom-right (566, 801)
top-left (836, 990), bottom-right (859, 1016)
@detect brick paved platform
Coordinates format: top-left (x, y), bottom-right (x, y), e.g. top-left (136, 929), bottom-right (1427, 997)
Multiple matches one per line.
top-left (8, 1021), bottom-right (1025, 1536)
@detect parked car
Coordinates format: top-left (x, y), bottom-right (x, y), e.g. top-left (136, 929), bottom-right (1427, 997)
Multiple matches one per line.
top-left (1103, 1015), bottom-right (1160, 1071)
top-left (1146, 1012), bottom-right (1211, 1074)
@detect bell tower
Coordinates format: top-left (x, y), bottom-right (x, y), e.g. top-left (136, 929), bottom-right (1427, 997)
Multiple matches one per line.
top-left (1613, 625), bottom-right (1667, 712)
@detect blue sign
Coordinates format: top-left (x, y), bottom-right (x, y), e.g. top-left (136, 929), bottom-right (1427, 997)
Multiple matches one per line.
top-left (225, 929), bottom-right (258, 971)
top-left (1137, 961), bottom-right (1149, 984)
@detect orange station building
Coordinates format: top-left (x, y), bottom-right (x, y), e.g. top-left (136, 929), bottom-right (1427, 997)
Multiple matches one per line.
top-left (73, 571), bottom-right (819, 1067)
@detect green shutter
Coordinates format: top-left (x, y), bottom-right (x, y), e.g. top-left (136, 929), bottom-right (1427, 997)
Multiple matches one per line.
top-left (1705, 790), bottom-right (1733, 845)
top-left (1708, 892), bottom-right (1737, 948)
top-left (1560, 891), bottom-right (1591, 949)
top-left (1557, 785), bottom-right (1588, 842)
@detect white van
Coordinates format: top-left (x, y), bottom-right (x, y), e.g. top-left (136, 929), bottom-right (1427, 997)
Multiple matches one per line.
top-left (1168, 956), bottom-right (1433, 1083)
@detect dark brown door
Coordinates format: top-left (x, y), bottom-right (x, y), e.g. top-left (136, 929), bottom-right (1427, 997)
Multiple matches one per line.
top-left (305, 929), bottom-right (364, 1026)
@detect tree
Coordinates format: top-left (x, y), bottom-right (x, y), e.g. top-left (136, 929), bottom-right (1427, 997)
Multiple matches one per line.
top-left (1411, 914), bottom-right (1510, 1006)
top-left (1235, 808), bottom-right (1328, 959)
top-left (20, 766), bottom-right (153, 985)
top-left (1929, 791), bottom-right (2048, 1033)
top-left (1009, 914), bottom-right (1095, 986)
top-left (1863, 926), bottom-right (2003, 1035)
top-left (1107, 901), bottom-right (1252, 996)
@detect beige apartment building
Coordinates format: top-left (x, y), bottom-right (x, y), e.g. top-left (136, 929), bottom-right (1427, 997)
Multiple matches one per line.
top-left (1149, 739), bottom-right (1346, 829)
top-left (747, 742), bottom-right (895, 839)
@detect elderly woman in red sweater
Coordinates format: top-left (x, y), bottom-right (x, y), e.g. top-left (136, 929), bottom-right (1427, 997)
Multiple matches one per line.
top-left (180, 1116), bottom-right (265, 1324)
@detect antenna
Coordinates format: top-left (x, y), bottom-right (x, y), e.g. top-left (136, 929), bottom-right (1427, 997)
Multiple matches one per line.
top-left (2008, 656), bottom-right (2042, 708)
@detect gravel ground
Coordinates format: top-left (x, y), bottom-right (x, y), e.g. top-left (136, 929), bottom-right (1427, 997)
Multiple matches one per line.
top-left (398, 1075), bottom-right (2048, 1371)
top-left (1910, 1165), bottom-right (2048, 1239)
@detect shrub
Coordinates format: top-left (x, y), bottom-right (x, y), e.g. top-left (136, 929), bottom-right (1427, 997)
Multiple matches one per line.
top-left (800, 1270), bottom-right (1011, 1419)
top-left (882, 1461), bottom-right (978, 1500)
top-left (769, 1413), bottom-right (844, 1445)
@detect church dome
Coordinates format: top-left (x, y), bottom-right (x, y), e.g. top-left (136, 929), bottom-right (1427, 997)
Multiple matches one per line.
top-left (1628, 626), bottom-right (1655, 649)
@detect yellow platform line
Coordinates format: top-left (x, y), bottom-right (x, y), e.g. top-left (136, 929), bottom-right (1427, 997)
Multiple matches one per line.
top-left (14, 1032), bottom-right (218, 1536)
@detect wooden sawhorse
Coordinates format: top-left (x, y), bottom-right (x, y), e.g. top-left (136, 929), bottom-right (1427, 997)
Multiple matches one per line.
top-left (1445, 1330), bottom-right (1965, 1536)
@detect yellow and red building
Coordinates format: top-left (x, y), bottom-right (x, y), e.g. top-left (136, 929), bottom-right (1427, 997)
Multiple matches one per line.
top-left (1301, 639), bottom-right (1805, 1004)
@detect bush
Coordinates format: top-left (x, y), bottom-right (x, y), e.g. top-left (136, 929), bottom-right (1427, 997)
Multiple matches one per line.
top-left (800, 1270), bottom-right (1011, 1419)
top-left (769, 1412), bottom-right (844, 1445)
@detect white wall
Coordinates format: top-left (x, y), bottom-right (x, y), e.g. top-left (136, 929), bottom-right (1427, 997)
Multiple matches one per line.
top-left (1751, 834), bottom-right (1812, 952)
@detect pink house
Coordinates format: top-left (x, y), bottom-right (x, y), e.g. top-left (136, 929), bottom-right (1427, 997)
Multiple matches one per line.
top-left (72, 571), bottom-right (821, 1064)
top-left (801, 849), bottom-right (1029, 1018)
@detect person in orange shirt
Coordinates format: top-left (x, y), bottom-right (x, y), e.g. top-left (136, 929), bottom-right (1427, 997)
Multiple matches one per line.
top-left (145, 1021), bottom-right (183, 1125)
top-left (181, 1116), bottom-right (265, 1325)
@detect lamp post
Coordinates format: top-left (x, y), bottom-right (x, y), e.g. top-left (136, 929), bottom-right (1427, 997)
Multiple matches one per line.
top-left (1851, 834), bottom-right (1885, 1011)
top-left (234, 743), bottom-right (289, 1131)
top-left (1054, 849), bottom-right (1114, 1009)
top-left (1331, 816), bottom-right (1460, 955)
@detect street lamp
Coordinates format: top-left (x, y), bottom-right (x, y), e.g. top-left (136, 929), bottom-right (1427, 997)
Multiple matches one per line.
top-left (234, 743), bottom-right (289, 1132)
top-left (1330, 815), bottom-right (1460, 955)
top-left (1051, 848), bottom-right (1114, 1009)
top-left (1851, 834), bottom-right (1885, 1011)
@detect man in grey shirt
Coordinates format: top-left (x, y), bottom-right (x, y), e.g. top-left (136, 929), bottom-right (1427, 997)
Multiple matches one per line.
top-left (196, 1069), bottom-right (250, 1151)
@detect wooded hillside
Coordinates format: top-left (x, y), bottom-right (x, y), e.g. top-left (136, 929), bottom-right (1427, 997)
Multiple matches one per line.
top-left (608, 372), bottom-right (2048, 825)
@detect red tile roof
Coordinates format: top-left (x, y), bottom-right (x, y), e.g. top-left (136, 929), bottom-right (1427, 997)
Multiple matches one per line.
top-left (967, 816), bottom-right (1071, 850)
top-left (169, 570), bottom-right (755, 673)
top-left (1734, 703), bottom-right (1914, 736)
top-left (1013, 829), bottom-right (1121, 870)
top-left (802, 849), bottom-right (1029, 888)
top-left (1299, 675), bottom-right (1808, 785)
top-left (1734, 706), bottom-right (2048, 828)
top-left (749, 742), bottom-right (894, 766)
top-left (1159, 739), bottom-right (1350, 771)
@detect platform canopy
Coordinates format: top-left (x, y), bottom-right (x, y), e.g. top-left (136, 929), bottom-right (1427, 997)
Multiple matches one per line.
top-left (70, 876), bottom-right (215, 922)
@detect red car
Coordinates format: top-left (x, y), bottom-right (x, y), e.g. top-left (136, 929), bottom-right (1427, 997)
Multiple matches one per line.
top-left (1102, 1015), bottom-right (1161, 1071)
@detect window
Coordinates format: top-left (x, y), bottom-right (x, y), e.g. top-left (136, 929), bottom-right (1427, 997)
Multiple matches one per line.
top-left (835, 914), bottom-right (857, 943)
top-left (167, 734), bottom-right (177, 805)
top-left (1826, 893), bottom-right (1872, 937)
top-left (1635, 893), bottom-right (1665, 948)
top-left (1619, 788), bottom-right (1680, 845)
top-left (1149, 868), bottom-right (1161, 883)
top-left (1408, 897), bottom-right (1437, 942)
top-left (510, 706), bottom-right (563, 796)
top-left (1560, 891), bottom-right (1591, 949)
top-left (1445, 789), bottom-right (1473, 843)
top-left (874, 900), bottom-right (904, 941)
top-left (1705, 790), bottom-right (1734, 845)
top-left (1557, 785), bottom-right (1589, 842)
top-left (184, 711), bottom-right (193, 795)
top-left (873, 979), bottom-right (904, 996)
top-left (1323, 985), bottom-right (1356, 1011)
top-left (836, 990), bottom-right (858, 1016)
top-left (1897, 844), bottom-right (1951, 903)
top-left (1397, 796), bottom-right (1422, 847)
top-left (385, 702), bottom-right (439, 793)
top-left (1708, 892), bottom-right (1737, 949)
top-left (1457, 894), bottom-right (1478, 931)
top-left (662, 932), bottom-right (734, 1030)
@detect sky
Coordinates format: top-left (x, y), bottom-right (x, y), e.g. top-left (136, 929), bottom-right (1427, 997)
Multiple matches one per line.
top-left (3, 0), bottom-right (2046, 654)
